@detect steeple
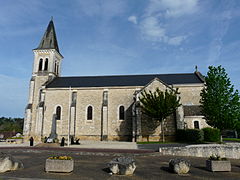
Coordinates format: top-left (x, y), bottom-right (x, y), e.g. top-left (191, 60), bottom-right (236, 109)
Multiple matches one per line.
top-left (36, 19), bottom-right (60, 53)
top-left (32, 19), bottom-right (63, 77)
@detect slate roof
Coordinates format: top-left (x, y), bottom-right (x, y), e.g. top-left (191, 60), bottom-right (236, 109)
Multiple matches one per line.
top-left (46, 72), bottom-right (204, 88)
top-left (183, 105), bottom-right (203, 116)
top-left (34, 20), bottom-right (60, 53)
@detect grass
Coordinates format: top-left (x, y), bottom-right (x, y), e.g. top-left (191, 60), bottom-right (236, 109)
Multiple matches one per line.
top-left (223, 138), bottom-right (240, 142)
top-left (137, 141), bottom-right (178, 144)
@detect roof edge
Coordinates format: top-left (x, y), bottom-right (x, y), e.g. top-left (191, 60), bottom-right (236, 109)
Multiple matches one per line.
top-left (194, 71), bottom-right (205, 82)
top-left (51, 72), bottom-right (198, 79)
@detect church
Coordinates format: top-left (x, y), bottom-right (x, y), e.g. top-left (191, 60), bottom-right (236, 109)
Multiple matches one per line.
top-left (23, 20), bottom-right (208, 142)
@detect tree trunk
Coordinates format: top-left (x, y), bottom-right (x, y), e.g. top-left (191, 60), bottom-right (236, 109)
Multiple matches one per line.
top-left (161, 120), bottom-right (165, 142)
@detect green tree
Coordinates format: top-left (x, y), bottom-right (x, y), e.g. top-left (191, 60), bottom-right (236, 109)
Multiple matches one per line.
top-left (200, 65), bottom-right (240, 131)
top-left (0, 117), bottom-right (24, 133)
top-left (139, 88), bottom-right (181, 142)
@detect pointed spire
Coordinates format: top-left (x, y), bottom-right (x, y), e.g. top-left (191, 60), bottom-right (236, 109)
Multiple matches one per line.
top-left (36, 19), bottom-right (60, 52)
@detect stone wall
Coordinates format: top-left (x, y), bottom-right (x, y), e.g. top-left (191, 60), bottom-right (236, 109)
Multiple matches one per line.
top-left (174, 84), bottom-right (204, 105)
top-left (137, 78), bottom-right (176, 142)
top-left (174, 84), bottom-right (209, 130)
top-left (42, 87), bottom-right (138, 141)
top-left (141, 114), bottom-right (176, 142)
top-left (159, 144), bottom-right (240, 159)
top-left (108, 88), bottom-right (137, 138)
top-left (30, 76), bottom-right (49, 139)
top-left (184, 116), bottom-right (210, 129)
top-left (27, 79), bottom-right (205, 142)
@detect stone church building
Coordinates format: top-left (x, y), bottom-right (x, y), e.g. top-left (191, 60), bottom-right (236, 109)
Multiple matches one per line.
top-left (23, 20), bottom-right (208, 142)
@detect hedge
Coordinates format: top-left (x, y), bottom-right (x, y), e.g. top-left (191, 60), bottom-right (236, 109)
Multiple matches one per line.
top-left (176, 129), bottom-right (204, 143)
top-left (202, 127), bottom-right (220, 142)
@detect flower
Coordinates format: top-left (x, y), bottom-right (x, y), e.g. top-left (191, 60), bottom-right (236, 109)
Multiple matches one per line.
top-left (48, 156), bottom-right (72, 160)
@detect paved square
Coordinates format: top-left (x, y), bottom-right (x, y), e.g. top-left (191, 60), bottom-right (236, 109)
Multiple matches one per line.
top-left (0, 148), bottom-right (240, 179)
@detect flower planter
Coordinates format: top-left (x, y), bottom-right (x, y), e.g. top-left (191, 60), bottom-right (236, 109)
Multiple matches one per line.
top-left (206, 160), bottom-right (231, 172)
top-left (45, 159), bottom-right (74, 173)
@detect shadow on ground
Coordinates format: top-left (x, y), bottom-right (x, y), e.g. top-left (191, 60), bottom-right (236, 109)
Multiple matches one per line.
top-left (137, 143), bottom-right (187, 152)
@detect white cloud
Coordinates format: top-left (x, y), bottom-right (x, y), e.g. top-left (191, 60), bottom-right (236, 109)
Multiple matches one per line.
top-left (140, 17), bottom-right (166, 41)
top-left (139, 16), bottom-right (186, 46)
top-left (128, 15), bottom-right (137, 24)
top-left (138, 0), bottom-right (199, 46)
top-left (146, 0), bottom-right (198, 18)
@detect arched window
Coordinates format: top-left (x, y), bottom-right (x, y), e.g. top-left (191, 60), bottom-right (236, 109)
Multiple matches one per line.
top-left (194, 121), bottom-right (200, 129)
top-left (38, 59), bottom-right (43, 71)
top-left (56, 106), bottom-right (61, 120)
top-left (119, 106), bottom-right (125, 120)
top-left (44, 58), bottom-right (48, 71)
top-left (87, 106), bottom-right (93, 120)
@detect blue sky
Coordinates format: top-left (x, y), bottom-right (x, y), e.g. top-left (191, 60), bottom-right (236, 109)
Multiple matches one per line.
top-left (0, 0), bottom-right (239, 117)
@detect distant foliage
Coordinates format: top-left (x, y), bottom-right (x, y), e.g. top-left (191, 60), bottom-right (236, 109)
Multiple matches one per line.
top-left (200, 66), bottom-right (240, 130)
top-left (0, 117), bottom-right (24, 133)
top-left (202, 127), bottom-right (220, 142)
top-left (176, 129), bottom-right (204, 143)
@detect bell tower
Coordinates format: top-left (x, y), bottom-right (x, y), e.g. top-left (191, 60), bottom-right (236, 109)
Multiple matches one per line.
top-left (23, 19), bottom-right (63, 139)
top-left (33, 19), bottom-right (63, 78)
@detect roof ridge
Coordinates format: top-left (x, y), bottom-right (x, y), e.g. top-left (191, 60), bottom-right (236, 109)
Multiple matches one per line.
top-left (57, 73), bottom-right (196, 78)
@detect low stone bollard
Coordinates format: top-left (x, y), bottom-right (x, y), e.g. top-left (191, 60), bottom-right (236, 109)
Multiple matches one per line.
top-left (169, 158), bottom-right (190, 174)
top-left (0, 153), bottom-right (24, 173)
top-left (108, 157), bottom-right (136, 175)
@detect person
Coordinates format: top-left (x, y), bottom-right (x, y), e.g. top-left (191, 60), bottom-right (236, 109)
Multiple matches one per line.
top-left (43, 137), bottom-right (47, 143)
top-left (60, 137), bottom-right (65, 146)
top-left (71, 136), bottom-right (75, 145)
top-left (76, 139), bottom-right (80, 145)
top-left (29, 137), bottom-right (34, 146)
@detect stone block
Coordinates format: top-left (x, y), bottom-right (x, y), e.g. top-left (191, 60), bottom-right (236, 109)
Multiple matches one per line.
top-left (45, 159), bottom-right (74, 173)
top-left (169, 158), bottom-right (190, 174)
top-left (108, 157), bottom-right (136, 175)
top-left (0, 153), bottom-right (24, 173)
top-left (206, 160), bottom-right (231, 172)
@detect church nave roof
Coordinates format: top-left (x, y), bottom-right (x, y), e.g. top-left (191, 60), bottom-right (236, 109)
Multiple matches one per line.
top-left (46, 72), bottom-right (204, 88)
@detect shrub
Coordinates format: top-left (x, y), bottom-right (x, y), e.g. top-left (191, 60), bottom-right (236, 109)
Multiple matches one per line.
top-left (176, 129), bottom-right (186, 142)
top-left (202, 127), bottom-right (220, 142)
top-left (209, 154), bottom-right (227, 161)
top-left (176, 129), bottom-right (204, 143)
